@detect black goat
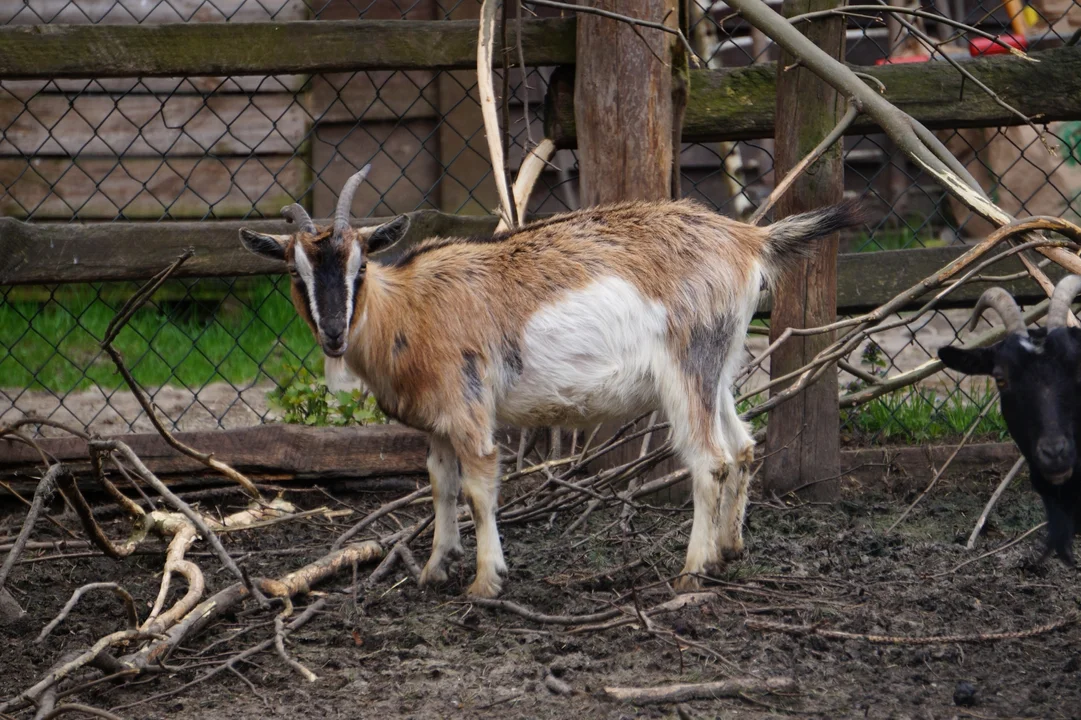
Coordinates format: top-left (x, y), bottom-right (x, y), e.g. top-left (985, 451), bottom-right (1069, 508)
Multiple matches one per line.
top-left (938, 276), bottom-right (1081, 565)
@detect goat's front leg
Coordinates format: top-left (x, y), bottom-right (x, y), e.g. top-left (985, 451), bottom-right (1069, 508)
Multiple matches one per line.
top-left (419, 435), bottom-right (464, 587)
top-left (456, 444), bottom-right (506, 598)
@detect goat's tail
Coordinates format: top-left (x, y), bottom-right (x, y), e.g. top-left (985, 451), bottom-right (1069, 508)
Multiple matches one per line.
top-left (759, 199), bottom-right (865, 285)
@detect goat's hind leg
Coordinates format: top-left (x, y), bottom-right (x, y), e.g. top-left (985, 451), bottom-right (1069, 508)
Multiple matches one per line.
top-left (717, 391), bottom-right (755, 562)
top-left (671, 392), bottom-right (754, 592)
top-left (456, 444), bottom-right (507, 598)
top-left (418, 435), bottom-right (464, 587)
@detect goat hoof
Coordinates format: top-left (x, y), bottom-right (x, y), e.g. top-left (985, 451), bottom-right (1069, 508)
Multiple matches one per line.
top-left (418, 563), bottom-right (449, 588)
top-left (466, 574), bottom-right (503, 599)
top-left (721, 547), bottom-right (744, 563)
top-left (672, 574), bottom-right (702, 593)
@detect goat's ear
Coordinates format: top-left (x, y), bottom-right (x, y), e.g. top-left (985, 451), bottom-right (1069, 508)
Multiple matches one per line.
top-left (938, 345), bottom-right (995, 376)
top-left (239, 229), bottom-right (289, 261)
top-left (365, 215), bottom-right (411, 254)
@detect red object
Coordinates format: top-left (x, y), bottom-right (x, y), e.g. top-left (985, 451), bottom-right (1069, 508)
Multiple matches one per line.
top-left (968, 34), bottom-right (1028, 56)
top-left (874, 54), bottom-right (931, 65)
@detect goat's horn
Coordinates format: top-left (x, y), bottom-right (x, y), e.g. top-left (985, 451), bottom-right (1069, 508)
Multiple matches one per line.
top-left (281, 203), bottom-right (316, 234)
top-left (966, 287), bottom-right (1029, 337)
top-left (334, 164), bottom-right (372, 240)
top-left (1048, 274), bottom-right (1081, 330)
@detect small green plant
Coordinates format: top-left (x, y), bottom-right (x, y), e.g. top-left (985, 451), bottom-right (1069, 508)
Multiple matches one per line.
top-left (268, 364), bottom-right (387, 427)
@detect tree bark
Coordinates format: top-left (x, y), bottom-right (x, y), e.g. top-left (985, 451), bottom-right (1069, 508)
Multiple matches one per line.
top-left (762, 0), bottom-right (845, 500)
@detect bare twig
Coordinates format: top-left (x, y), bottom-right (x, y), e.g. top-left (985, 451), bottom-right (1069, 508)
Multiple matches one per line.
top-left (100, 253), bottom-right (260, 500)
top-left (37, 583), bottom-right (139, 642)
top-left (885, 400), bottom-right (996, 534)
top-left (99, 439), bottom-right (269, 609)
top-left (942, 521), bottom-right (1047, 576)
top-left (39, 704), bottom-right (126, 720)
top-left (747, 613), bottom-right (1077, 644)
top-left (604, 677), bottom-right (797, 704)
top-left (750, 101), bottom-right (860, 225)
top-left (0, 465), bottom-right (60, 595)
top-left (788, 5), bottom-right (1034, 59)
top-left (966, 456), bottom-right (1026, 550)
top-left (274, 614), bottom-right (318, 682)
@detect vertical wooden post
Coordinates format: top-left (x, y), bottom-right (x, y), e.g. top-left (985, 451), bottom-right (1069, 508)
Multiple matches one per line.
top-left (575, 0), bottom-right (676, 205)
top-left (762, 0), bottom-right (845, 500)
top-left (575, 0), bottom-right (679, 478)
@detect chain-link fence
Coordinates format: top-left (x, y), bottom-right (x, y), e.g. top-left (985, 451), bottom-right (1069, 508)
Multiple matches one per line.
top-left (1, 0), bottom-right (1078, 445)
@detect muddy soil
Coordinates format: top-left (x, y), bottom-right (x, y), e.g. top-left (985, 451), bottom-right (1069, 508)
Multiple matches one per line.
top-left (2, 473), bottom-right (1079, 720)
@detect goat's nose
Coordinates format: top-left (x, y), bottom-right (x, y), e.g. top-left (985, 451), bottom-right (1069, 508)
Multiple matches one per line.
top-left (1037, 435), bottom-right (1071, 465)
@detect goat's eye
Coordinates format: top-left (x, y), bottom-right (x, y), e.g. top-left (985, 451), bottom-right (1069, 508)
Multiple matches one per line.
top-left (287, 267), bottom-right (299, 278)
top-left (994, 374), bottom-right (1008, 390)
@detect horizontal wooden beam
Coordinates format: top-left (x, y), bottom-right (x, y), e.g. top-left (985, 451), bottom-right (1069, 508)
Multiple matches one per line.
top-left (757, 244), bottom-right (1069, 316)
top-left (0, 424), bottom-right (429, 487)
top-left (545, 45), bottom-right (1081, 145)
top-left (0, 211), bottom-right (499, 284)
top-left (0, 17), bottom-right (576, 79)
top-left (0, 421), bottom-right (1018, 495)
top-left (1, 215), bottom-right (1063, 314)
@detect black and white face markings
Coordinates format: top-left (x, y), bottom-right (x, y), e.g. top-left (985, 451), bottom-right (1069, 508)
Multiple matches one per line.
top-left (293, 237), bottom-right (365, 358)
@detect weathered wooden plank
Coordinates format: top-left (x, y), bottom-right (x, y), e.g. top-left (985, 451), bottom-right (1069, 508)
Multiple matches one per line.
top-left (1, 75), bottom-right (308, 96)
top-left (307, 70), bottom-right (439, 123)
top-left (1, 213), bottom-right (1066, 307)
top-left (545, 45), bottom-right (1081, 145)
top-left (759, 244), bottom-right (1071, 315)
top-left (0, 211), bottom-right (500, 284)
top-left (2, 0), bottom-right (309, 25)
top-left (311, 120), bottom-right (440, 217)
top-left (0, 93), bottom-right (307, 157)
top-left (0, 17), bottom-right (577, 79)
top-left (0, 423), bottom-right (429, 484)
top-left (0, 423), bottom-right (1021, 494)
top-left (0, 155), bottom-right (306, 220)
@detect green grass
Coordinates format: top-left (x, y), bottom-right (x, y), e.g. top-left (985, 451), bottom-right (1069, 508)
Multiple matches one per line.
top-left (0, 278), bottom-right (321, 394)
top-left (842, 382), bottom-right (1008, 444)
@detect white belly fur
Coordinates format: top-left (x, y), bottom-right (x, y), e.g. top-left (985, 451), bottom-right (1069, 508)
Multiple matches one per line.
top-left (496, 276), bottom-right (669, 428)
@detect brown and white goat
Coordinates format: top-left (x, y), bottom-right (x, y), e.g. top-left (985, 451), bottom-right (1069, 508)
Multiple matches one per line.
top-left (239, 166), bottom-right (863, 598)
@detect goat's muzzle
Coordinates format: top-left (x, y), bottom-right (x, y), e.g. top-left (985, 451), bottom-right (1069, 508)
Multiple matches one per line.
top-left (321, 329), bottom-right (347, 358)
top-left (1035, 435), bottom-right (1075, 485)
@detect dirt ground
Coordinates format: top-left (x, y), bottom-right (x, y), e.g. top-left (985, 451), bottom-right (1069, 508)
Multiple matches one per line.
top-left (2, 469), bottom-right (1079, 720)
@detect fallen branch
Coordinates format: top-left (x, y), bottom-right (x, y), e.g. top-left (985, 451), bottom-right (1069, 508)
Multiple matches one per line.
top-left (603, 676), bottom-right (797, 704)
top-left (98, 250), bottom-right (261, 500)
top-left (747, 613), bottom-right (1078, 644)
top-left (0, 464), bottom-right (61, 595)
top-left (941, 521), bottom-right (1047, 576)
top-left (967, 456), bottom-right (1027, 550)
top-left (38, 704), bottom-right (125, 720)
top-left (37, 583), bottom-right (139, 642)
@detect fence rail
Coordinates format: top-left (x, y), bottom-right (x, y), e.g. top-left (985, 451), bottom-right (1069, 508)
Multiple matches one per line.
top-left (0, 17), bottom-right (577, 78)
top-left (0, 214), bottom-right (1067, 312)
top-left (546, 44), bottom-right (1081, 144)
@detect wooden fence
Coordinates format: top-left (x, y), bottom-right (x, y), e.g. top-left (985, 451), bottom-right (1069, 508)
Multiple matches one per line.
top-left (2, 3), bottom-right (1081, 487)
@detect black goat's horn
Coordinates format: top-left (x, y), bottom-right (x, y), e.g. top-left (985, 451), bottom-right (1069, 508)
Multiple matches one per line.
top-left (967, 287), bottom-right (1028, 337)
top-left (333, 164), bottom-right (372, 242)
top-left (281, 203), bottom-right (316, 234)
top-left (1047, 274), bottom-right (1081, 330)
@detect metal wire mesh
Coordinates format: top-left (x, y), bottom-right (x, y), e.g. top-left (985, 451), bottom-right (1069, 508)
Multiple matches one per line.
top-left (1, 0), bottom-right (1078, 445)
